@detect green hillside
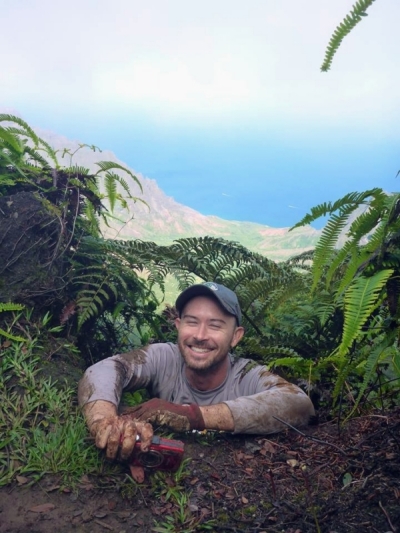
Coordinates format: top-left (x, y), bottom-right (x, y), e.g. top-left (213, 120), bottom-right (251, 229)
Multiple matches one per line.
top-left (37, 128), bottom-right (321, 261)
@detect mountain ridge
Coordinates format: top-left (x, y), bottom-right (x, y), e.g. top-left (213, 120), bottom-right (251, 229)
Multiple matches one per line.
top-left (34, 126), bottom-right (321, 261)
top-left (0, 105), bottom-right (321, 262)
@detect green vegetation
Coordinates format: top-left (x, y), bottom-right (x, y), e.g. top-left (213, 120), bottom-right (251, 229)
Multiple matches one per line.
top-left (1, 112), bottom-right (399, 530)
top-left (321, 0), bottom-right (378, 72)
top-left (0, 312), bottom-right (102, 486)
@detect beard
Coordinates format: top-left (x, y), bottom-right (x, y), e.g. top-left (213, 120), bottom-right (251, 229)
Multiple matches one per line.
top-left (177, 338), bottom-right (230, 374)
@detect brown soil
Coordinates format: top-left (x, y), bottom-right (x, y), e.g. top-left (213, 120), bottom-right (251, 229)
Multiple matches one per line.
top-left (1, 409), bottom-right (399, 533)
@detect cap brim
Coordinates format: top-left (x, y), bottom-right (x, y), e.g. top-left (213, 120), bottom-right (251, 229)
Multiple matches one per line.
top-left (175, 285), bottom-right (218, 314)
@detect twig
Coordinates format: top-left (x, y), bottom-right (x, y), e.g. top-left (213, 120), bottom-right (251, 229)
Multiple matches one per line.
top-left (138, 486), bottom-right (148, 507)
top-left (379, 500), bottom-right (397, 532)
top-left (93, 519), bottom-right (114, 530)
top-left (272, 415), bottom-right (346, 455)
top-left (202, 458), bottom-right (220, 472)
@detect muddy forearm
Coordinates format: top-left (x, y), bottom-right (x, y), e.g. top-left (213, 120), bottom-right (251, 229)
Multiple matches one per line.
top-left (77, 354), bottom-right (144, 408)
top-left (82, 400), bottom-right (118, 428)
top-left (199, 403), bottom-right (234, 432)
top-left (225, 390), bottom-right (315, 434)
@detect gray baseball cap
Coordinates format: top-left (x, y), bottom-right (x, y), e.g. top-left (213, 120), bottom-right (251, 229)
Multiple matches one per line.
top-left (175, 282), bottom-right (242, 325)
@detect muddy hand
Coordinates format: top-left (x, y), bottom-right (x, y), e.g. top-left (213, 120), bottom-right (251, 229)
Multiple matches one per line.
top-left (122, 398), bottom-right (205, 432)
top-left (83, 400), bottom-right (153, 460)
top-left (92, 416), bottom-right (153, 460)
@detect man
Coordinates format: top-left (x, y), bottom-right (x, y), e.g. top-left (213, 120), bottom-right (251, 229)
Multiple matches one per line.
top-left (78, 282), bottom-right (315, 461)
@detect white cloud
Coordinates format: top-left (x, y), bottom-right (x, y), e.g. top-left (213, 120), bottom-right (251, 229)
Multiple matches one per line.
top-left (1, 0), bottom-right (400, 126)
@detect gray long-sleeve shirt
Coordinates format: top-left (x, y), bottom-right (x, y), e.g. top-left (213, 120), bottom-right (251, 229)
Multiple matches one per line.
top-left (78, 343), bottom-right (315, 434)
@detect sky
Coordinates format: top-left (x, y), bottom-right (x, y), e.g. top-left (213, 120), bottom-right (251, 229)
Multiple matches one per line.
top-left (1, 0), bottom-right (400, 228)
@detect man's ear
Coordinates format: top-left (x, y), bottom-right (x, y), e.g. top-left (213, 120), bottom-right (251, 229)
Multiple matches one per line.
top-left (174, 317), bottom-right (181, 330)
top-left (231, 326), bottom-right (245, 348)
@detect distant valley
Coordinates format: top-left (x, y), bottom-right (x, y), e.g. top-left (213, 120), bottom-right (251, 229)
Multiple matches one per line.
top-left (37, 127), bottom-right (321, 261)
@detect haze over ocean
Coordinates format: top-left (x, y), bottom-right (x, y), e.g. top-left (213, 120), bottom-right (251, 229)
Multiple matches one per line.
top-left (21, 111), bottom-right (399, 229)
top-left (2, 0), bottom-right (400, 229)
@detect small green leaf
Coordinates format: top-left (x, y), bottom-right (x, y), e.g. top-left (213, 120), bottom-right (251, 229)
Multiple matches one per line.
top-left (343, 472), bottom-right (352, 487)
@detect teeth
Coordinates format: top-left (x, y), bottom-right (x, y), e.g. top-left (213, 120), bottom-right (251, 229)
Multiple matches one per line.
top-left (191, 347), bottom-right (210, 353)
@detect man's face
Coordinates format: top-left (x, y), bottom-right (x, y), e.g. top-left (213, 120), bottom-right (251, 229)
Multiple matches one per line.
top-left (175, 295), bottom-right (244, 372)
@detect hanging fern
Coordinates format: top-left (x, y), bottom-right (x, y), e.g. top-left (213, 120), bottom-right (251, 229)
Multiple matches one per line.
top-left (347, 334), bottom-right (395, 418)
top-left (321, 0), bottom-right (378, 72)
top-left (0, 302), bottom-right (26, 342)
top-left (339, 269), bottom-right (393, 358)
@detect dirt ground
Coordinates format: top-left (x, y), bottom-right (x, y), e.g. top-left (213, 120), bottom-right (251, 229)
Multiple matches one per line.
top-left (1, 408), bottom-right (399, 533)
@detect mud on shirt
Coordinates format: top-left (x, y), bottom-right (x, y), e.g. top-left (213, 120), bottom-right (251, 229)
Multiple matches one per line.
top-left (78, 343), bottom-right (315, 434)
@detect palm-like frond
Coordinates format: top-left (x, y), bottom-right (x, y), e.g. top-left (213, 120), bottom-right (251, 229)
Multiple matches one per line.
top-left (347, 334), bottom-right (395, 417)
top-left (0, 114), bottom-right (40, 146)
top-left (94, 161), bottom-right (143, 193)
top-left (321, 0), bottom-right (377, 72)
top-left (290, 190), bottom-right (379, 230)
top-left (339, 269), bottom-right (393, 358)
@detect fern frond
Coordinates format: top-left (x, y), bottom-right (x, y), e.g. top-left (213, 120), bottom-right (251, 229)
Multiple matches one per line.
top-left (339, 269), bottom-right (393, 357)
top-left (347, 335), bottom-right (395, 418)
top-left (335, 248), bottom-right (369, 296)
top-left (0, 127), bottom-right (24, 154)
top-left (95, 161), bottom-right (143, 193)
top-left (24, 145), bottom-right (52, 169)
top-left (321, 0), bottom-right (377, 72)
top-left (290, 189), bottom-right (380, 231)
top-left (0, 327), bottom-right (26, 342)
top-left (311, 207), bottom-right (357, 290)
top-left (393, 350), bottom-right (400, 376)
top-left (64, 165), bottom-right (91, 176)
top-left (0, 114), bottom-right (40, 146)
top-left (104, 172), bottom-right (118, 212)
top-left (0, 302), bottom-right (25, 312)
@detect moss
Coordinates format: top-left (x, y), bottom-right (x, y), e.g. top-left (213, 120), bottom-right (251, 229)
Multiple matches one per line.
top-left (215, 512), bottom-right (229, 523)
top-left (243, 505), bottom-right (258, 515)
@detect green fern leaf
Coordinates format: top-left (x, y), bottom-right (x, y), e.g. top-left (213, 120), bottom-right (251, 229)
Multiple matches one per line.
top-left (290, 189), bottom-right (380, 231)
top-left (0, 327), bottom-right (26, 342)
top-left (347, 336), bottom-right (394, 418)
top-left (0, 114), bottom-right (40, 146)
top-left (104, 172), bottom-right (118, 212)
top-left (0, 302), bottom-right (25, 314)
top-left (321, 0), bottom-right (377, 72)
top-left (339, 269), bottom-right (393, 357)
top-left (393, 350), bottom-right (400, 376)
top-left (95, 161), bottom-right (143, 193)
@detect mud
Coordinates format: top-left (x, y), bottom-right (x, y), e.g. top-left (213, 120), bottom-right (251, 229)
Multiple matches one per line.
top-left (1, 409), bottom-right (399, 533)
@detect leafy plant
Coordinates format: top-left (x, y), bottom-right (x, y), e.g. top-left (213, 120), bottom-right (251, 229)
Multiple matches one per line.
top-left (152, 460), bottom-right (216, 533)
top-left (321, 0), bottom-right (378, 72)
top-left (0, 333), bottom-right (107, 486)
top-left (0, 303), bottom-right (26, 342)
top-left (291, 189), bottom-right (400, 410)
top-left (0, 114), bottom-right (158, 360)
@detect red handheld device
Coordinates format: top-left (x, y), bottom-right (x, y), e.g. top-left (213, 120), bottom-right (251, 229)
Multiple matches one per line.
top-left (129, 435), bottom-right (185, 472)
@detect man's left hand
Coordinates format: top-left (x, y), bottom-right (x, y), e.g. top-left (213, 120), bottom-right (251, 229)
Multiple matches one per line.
top-left (122, 399), bottom-right (205, 432)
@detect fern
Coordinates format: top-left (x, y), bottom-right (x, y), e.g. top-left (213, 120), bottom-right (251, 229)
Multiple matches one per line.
top-left (0, 302), bottom-right (24, 312)
top-left (311, 210), bottom-right (354, 291)
top-left (104, 172), bottom-right (118, 212)
top-left (321, 0), bottom-right (377, 72)
top-left (0, 114), bottom-right (40, 146)
top-left (94, 161), bottom-right (143, 193)
top-left (290, 190), bottom-right (380, 230)
top-left (0, 302), bottom-right (26, 342)
top-left (347, 335), bottom-right (395, 418)
top-left (338, 269), bottom-right (393, 358)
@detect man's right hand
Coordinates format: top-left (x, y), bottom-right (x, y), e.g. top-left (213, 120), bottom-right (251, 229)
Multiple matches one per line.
top-left (83, 400), bottom-right (153, 460)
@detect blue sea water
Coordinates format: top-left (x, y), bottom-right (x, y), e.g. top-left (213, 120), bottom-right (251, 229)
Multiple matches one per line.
top-left (93, 123), bottom-right (399, 229)
top-left (24, 108), bottom-right (400, 229)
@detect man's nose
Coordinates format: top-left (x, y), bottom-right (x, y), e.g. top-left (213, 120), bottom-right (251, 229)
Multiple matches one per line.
top-left (193, 323), bottom-right (208, 340)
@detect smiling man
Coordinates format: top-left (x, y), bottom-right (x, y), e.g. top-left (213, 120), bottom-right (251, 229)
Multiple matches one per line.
top-left (78, 282), bottom-right (315, 460)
